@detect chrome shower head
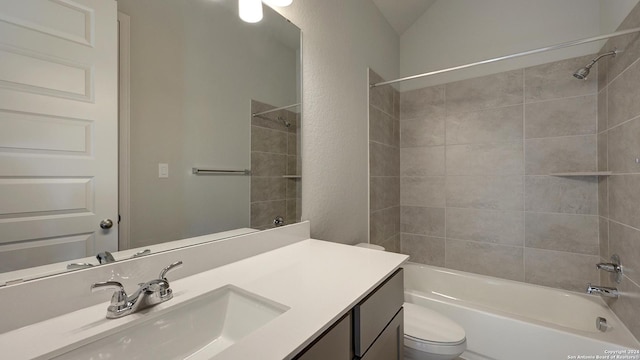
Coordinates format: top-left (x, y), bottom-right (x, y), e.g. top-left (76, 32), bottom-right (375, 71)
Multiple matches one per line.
top-left (573, 66), bottom-right (591, 80)
top-left (573, 50), bottom-right (618, 80)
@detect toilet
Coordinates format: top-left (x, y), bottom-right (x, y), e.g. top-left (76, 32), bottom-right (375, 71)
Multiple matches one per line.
top-left (403, 302), bottom-right (466, 360)
top-left (354, 243), bottom-right (467, 360)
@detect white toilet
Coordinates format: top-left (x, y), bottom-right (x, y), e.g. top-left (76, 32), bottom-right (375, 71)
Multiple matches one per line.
top-left (403, 302), bottom-right (466, 360)
top-left (354, 243), bottom-right (467, 360)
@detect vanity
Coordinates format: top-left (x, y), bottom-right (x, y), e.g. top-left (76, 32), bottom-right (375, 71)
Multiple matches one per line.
top-left (0, 222), bottom-right (408, 359)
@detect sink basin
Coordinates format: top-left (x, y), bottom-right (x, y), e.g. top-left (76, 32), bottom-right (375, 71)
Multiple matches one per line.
top-left (53, 285), bottom-right (289, 360)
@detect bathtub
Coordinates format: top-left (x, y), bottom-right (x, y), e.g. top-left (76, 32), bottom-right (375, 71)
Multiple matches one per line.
top-left (403, 263), bottom-right (640, 360)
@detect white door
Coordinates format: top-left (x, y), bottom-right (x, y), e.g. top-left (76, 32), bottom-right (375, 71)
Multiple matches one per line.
top-left (0, 0), bottom-right (118, 272)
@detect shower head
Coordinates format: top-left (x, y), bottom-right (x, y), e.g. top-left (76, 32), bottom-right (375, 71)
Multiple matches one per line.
top-left (573, 50), bottom-right (618, 80)
top-left (573, 66), bottom-right (591, 80)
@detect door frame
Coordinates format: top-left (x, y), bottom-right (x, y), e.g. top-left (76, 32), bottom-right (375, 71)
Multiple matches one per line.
top-left (118, 11), bottom-right (131, 250)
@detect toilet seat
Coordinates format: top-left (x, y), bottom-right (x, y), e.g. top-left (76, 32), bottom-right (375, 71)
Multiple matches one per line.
top-left (403, 302), bottom-right (466, 355)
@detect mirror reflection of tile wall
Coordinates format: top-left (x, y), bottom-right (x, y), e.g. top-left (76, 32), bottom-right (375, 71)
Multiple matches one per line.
top-left (250, 100), bottom-right (301, 229)
top-left (369, 70), bottom-right (401, 252)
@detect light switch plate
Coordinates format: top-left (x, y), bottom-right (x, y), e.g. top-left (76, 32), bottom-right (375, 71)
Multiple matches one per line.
top-left (159, 163), bottom-right (169, 178)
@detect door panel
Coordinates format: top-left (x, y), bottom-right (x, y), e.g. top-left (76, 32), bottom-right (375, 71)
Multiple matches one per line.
top-left (0, 0), bottom-right (118, 273)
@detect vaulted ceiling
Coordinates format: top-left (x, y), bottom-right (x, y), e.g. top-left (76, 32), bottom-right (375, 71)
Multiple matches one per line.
top-left (371, 0), bottom-right (437, 35)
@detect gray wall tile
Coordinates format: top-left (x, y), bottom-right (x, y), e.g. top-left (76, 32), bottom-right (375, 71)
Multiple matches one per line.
top-left (446, 208), bottom-right (524, 246)
top-left (400, 206), bottom-right (445, 237)
top-left (288, 133), bottom-right (297, 156)
top-left (251, 126), bottom-right (288, 154)
top-left (370, 206), bottom-right (400, 245)
top-left (600, 217), bottom-right (609, 260)
top-left (400, 117), bottom-right (445, 147)
top-left (525, 55), bottom-right (597, 102)
top-left (369, 69), bottom-right (394, 116)
top-left (447, 175), bottom-right (523, 211)
top-left (603, 5), bottom-right (640, 84)
top-left (370, 176), bottom-right (400, 211)
top-left (608, 117), bottom-right (640, 173)
top-left (250, 200), bottom-right (286, 228)
top-left (599, 177), bottom-right (609, 218)
top-left (446, 239), bottom-right (524, 281)
top-left (609, 175), bottom-right (640, 229)
top-left (598, 54), bottom-right (608, 91)
top-left (400, 176), bottom-right (445, 207)
top-left (400, 85), bottom-right (445, 120)
top-left (608, 221), bottom-right (640, 286)
top-left (400, 146), bottom-right (445, 176)
top-left (525, 136), bottom-right (597, 175)
top-left (251, 177), bottom-right (286, 202)
top-left (251, 152), bottom-right (287, 176)
top-left (525, 176), bottom-right (598, 214)
top-left (251, 100), bottom-right (293, 132)
top-left (400, 234), bottom-right (445, 266)
top-left (525, 95), bottom-right (596, 138)
top-left (370, 106), bottom-right (398, 147)
top-left (524, 248), bottom-right (599, 292)
top-left (608, 58), bottom-right (640, 128)
top-left (598, 90), bottom-right (607, 133)
top-left (446, 70), bottom-right (523, 113)
top-left (525, 212), bottom-right (599, 255)
top-left (447, 142), bottom-right (523, 175)
top-left (376, 233), bottom-right (400, 253)
top-left (370, 142), bottom-right (400, 176)
top-left (598, 132), bottom-right (608, 171)
top-left (287, 155), bottom-right (298, 175)
top-left (446, 105), bottom-right (523, 145)
top-left (609, 276), bottom-right (640, 340)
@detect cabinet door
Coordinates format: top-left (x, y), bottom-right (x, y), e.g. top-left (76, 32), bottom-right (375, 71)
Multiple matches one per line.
top-left (294, 312), bottom-right (353, 360)
top-left (360, 308), bottom-right (404, 360)
top-left (354, 268), bottom-right (404, 356)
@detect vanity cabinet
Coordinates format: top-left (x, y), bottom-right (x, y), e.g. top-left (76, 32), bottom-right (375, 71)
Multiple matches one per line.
top-left (293, 268), bottom-right (404, 360)
top-left (294, 313), bottom-right (353, 360)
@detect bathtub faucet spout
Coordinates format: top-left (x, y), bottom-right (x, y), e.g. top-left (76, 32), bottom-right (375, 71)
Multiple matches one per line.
top-left (586, 284), bottom-right (619, 298)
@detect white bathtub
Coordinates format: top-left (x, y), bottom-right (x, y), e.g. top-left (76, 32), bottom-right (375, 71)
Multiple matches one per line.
top-left (403, 263), bottom-right (640, 360)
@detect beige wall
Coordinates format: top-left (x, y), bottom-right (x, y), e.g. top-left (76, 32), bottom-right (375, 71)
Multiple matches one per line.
top-left (597, 2), bottom-right (640, 340)
top-left (275, 2), bottom-right (400, 244)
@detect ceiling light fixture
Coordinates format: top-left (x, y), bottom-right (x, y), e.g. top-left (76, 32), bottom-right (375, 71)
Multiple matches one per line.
top-left (262, 0), bottom-right (293, 7)
top-left (239, 0), bottom-right (263, 23)
top-left (239, 0), bottom-right (292, 23)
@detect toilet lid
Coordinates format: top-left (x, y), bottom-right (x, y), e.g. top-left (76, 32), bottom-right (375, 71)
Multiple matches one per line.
top-left (404, 302), bottom-right (466, 344)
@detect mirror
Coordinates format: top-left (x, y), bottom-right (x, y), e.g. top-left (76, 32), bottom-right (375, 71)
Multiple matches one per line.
top-left (0, 0), bottom-right (301, 285)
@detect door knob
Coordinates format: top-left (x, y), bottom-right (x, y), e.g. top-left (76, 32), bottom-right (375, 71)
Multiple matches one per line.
top-left (100, 219), bottom-right (114, 229)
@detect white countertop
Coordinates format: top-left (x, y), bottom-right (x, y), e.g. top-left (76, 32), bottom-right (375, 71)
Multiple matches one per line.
top-left (0, 239), bottom-right (408, 359)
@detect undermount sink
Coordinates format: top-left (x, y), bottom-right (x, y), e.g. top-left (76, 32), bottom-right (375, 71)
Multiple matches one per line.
top-left (53, 285), bottom-right (289, 360)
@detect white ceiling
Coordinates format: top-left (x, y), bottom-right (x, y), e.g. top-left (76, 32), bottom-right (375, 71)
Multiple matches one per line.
top-left (372, 0), bottom-right (437, 35)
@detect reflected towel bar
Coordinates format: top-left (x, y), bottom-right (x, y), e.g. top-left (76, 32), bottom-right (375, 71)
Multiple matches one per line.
top-left (192, 168), bottom-right (251, 175)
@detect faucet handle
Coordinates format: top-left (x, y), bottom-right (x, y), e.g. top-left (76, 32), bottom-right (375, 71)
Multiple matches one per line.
top-left (91, 281), bottom-right (127, 306)
top-left (159, 261), bottom-right (183, 281)
top-left (96, 251), bottom-right (116, 264)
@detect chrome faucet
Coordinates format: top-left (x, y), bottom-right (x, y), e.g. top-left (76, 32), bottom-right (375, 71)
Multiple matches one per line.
top-left (91, 260), bottom-right (183, 319)
top-left (96, 251), bottom-right (116, 264)
top-left (586, 283), bottom-right (619, 298)
top-left (596, 254), bottom-right (623, 283)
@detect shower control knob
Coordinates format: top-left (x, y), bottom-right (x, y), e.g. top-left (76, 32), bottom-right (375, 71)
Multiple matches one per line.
top-left (100, 219), bottom-right (114, 229)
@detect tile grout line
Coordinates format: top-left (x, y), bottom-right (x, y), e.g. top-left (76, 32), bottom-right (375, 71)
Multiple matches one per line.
top-left (443, 83), bottom-right (448, 267)
top-left (522, 68), bottom-right (527, 281)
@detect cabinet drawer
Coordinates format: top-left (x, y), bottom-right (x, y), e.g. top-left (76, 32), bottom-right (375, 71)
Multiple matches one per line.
top-left (359, 308), bottom-right (404, 360)
top-left (294, 312), bottom-right (353, 360)
top-left (353, 268), bottom-right (404, 356)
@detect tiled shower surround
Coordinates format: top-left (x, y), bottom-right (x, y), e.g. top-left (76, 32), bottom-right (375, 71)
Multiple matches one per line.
top-left (369, 70), bottom-right (401, 253)
top-left (596, 3), bottom-right (640, 339)
top-left (369, 5), bottom-right (640, 337)
top-left (392, 56), bottom-right (601, 292)
top-left (250, 100), bottom-right (301, 229)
